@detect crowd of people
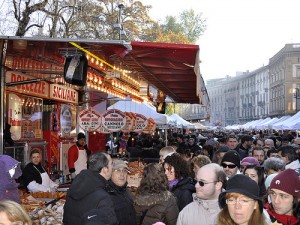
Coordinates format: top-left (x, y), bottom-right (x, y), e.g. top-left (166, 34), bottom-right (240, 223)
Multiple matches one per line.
top-left (0, 130), bottom-right (300, 225)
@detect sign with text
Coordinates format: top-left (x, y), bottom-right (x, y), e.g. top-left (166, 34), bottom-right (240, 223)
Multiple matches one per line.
top-left (122, 112), bottom-right (136, 133)
top-left (78, 108), bottom-right (102, 131)
top-left (50, 84), bottom-right (78, 104)
top-left (6, 71), bottom-right (49, 98)
top-left (134, 113), bottom-right (148, 132)
top-left (102, 109), bottom-right (126, 132)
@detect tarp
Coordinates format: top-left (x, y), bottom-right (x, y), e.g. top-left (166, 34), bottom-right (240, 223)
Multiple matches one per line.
top-left (253, 117), bottom-right (272, 129)
top-left (107, 100), bottom-right (171, 125)
top-left (169, 113), bottom-right (195, 129)
top-left (192, 122), bottom-right (207, 130)
top-left (272, 112), bottom-right (300, 130)
top-left (255, 117), bottom-right (278, 130)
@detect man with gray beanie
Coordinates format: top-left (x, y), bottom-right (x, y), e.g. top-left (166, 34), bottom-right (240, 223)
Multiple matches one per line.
top-left (221, 150), bottom-right (241, 179)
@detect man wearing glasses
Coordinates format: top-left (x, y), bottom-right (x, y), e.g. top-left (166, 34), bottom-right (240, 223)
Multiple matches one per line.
top-left (108, 159), bottom-right (137, 225)
top-left (176, 163), bottom-right (226, 225)
top-left (221, 150), bottom-right (241, 179)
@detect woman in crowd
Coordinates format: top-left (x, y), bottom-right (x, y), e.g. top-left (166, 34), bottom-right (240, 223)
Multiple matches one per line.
top-left (22, 149), bottom-right (58, 192)
top-left (0, 200), bottom-right (32, 225)
top-left (265, 169), bottom-right (300, 225)
top-left (134, 163), bottom-right (178, 225)
top-left (243, 165), bottom-right (266, 198)
top-left (217, 174), bottom-right (269, 225)
top-left (163, 153), bottom-right (195, 211)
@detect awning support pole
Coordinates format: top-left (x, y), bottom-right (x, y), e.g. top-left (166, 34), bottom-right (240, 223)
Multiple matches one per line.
top-left (0, 40), bottom-right (7, 154)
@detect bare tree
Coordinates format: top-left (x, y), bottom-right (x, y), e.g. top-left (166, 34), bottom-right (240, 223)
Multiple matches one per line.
top-left (13, 0), bottom-right (48, 36)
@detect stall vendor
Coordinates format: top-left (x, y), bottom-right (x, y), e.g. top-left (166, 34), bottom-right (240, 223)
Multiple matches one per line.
top-left (68, 133), bottom-right (91, 178)
top-left (22, 149), bottom-right (58, 192)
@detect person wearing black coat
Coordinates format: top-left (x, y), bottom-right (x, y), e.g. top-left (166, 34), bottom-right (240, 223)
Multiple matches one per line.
top-left (108, 159), bottom-right (136, 225)
top-left (63, 152), bottom-right (118, 225)
top-left (163, 153), bottom-right (196, 211)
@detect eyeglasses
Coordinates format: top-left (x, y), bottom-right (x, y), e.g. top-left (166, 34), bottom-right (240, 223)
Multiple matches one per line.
top-left (226, 198), bottom-right (254, 206)
top-left (195, 180), bottom-right (217, 187)
top-left (113, 169), bottom-right (129, 174)
top-left (221, 163), bottom-right (237, 169)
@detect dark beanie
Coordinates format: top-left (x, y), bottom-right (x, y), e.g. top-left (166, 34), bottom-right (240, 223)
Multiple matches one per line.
top-left (269, 169), bottom-right (300, 198)
top-left (221, 150), bottom-right (241, 168)
top-left (77, 132), bottom-right (86, 140)
top-left (219, 174), bottom-right (263, 212)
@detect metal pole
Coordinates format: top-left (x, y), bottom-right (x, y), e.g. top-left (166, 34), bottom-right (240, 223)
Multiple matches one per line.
top-left (0, 40), bottom-right (7, 154)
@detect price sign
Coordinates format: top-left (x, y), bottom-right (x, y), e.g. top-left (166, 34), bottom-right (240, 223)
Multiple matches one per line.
top-left (102, 109), bottom-right (126, 132)
top-left (134, 113), bottom-right (148, 132)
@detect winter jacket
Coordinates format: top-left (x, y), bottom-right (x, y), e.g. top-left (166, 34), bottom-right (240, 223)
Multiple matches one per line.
top-left (176, 195), bottom-right (220, 225)
top-left (170, 177), bottom-right (195, 211)
top-left (134, 190), bottom-right (179, 225)
top-left (265, 202), bottom-right (300, 225)
top-left (63, 170), bottom-right (118, 225)
top-left (108, 180), bottom-right (137, 225)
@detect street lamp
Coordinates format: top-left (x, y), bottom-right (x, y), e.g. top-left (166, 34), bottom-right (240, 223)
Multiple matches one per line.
top-left (294, 87), bottom-right (300, 111)
top-left (113, 4), bottom-right (126, 40)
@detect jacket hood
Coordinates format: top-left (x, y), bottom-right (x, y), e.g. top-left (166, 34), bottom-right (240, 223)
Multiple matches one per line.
top-left (135, 190), bottom-right (173, 207)
top-left (68, 170), bottom-right (108, 200)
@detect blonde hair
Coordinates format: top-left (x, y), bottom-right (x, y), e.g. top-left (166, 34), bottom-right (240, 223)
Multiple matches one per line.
top-left (217, 193), bottom-right (267, 225)
top-left (0, 200), bottom-right (32, 225)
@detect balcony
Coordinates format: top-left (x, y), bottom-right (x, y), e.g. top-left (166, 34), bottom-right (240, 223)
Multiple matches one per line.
top-left (257, 101), bottom-right (265, 107)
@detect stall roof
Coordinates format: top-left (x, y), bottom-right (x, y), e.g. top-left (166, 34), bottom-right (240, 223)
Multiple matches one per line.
top-left (0, 37), bottom-right (203, 104)
top-left (123, 42), bottom-right (201, 104)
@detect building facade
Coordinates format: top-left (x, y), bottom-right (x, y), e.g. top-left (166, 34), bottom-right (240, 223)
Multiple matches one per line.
top-left (206, 43), bottom-right (300, 126)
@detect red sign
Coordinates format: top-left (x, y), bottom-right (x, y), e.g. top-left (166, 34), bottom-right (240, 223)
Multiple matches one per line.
top-left (6, 71), bottom-right (49, 98)
top-left (143, 118), bottom-right (156, 134)
top-left (102, 109), bottom-right (126, 132)
top-left (134, 113), bottom-right (148, 132)
top-left (50, 84), bottom-right (78, 104)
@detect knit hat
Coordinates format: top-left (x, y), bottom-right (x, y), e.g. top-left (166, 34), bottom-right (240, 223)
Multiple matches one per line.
top-left (221, 150), bottom-right (241, 168)
top-left (241, 157), bottom-right (259, 166)
top-left (219, 174), bottom-right (263, 212)
top-left (77, 132), bottom-right (86, 140)
top-left (269, 169), bottom-right (300, 198)
top-left (112, 159), bottom-right (128, 170)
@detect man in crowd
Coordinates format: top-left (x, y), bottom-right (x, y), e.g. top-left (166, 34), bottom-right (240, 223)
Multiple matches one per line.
top-left (278, 145), bottom-right (300, 176)
top-left (176, 163), bottom-right (226, 225)
top-left (252, 146), bottom-right (266, 165)
top-left (265, 169), bottom-right (300, 224)
top-left (108, 160), bottom-right (136, 225)
top-left (63, 152), bottom-right (118, 225)
top-left (187, 138), bottom-right (202, 156)
top-left (226, 134), bottom-right (247, 159)
top-left (177, 134), bottom-right (187, 150)
top-left (68, 133), bottom-right (91, 178)
top-left (264, 138), bottom-right (275, 150)
top-left (220, 150), bottom-right (241, 179)
top-left (239, 135), bottom-right (253, 155)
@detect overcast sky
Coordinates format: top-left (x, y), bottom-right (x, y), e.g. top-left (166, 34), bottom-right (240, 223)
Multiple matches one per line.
top-left (140, 0), bottom-right (300, 81)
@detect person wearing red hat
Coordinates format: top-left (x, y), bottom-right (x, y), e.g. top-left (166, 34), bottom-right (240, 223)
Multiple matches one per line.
top-left (265, 169), bottom-right (300, 225)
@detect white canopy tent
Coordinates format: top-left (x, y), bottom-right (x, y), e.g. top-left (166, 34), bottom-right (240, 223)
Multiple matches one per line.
top-left (272, 112), bottom-right (300, 130)
top-left (192, 122), bottom-right (207, 130)
top-left (169, 113), bottom-right (195, 129)
top-left (107, 101), bottom-right (171, 125)
top-left (253, 117), bottom-right (272, 129)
